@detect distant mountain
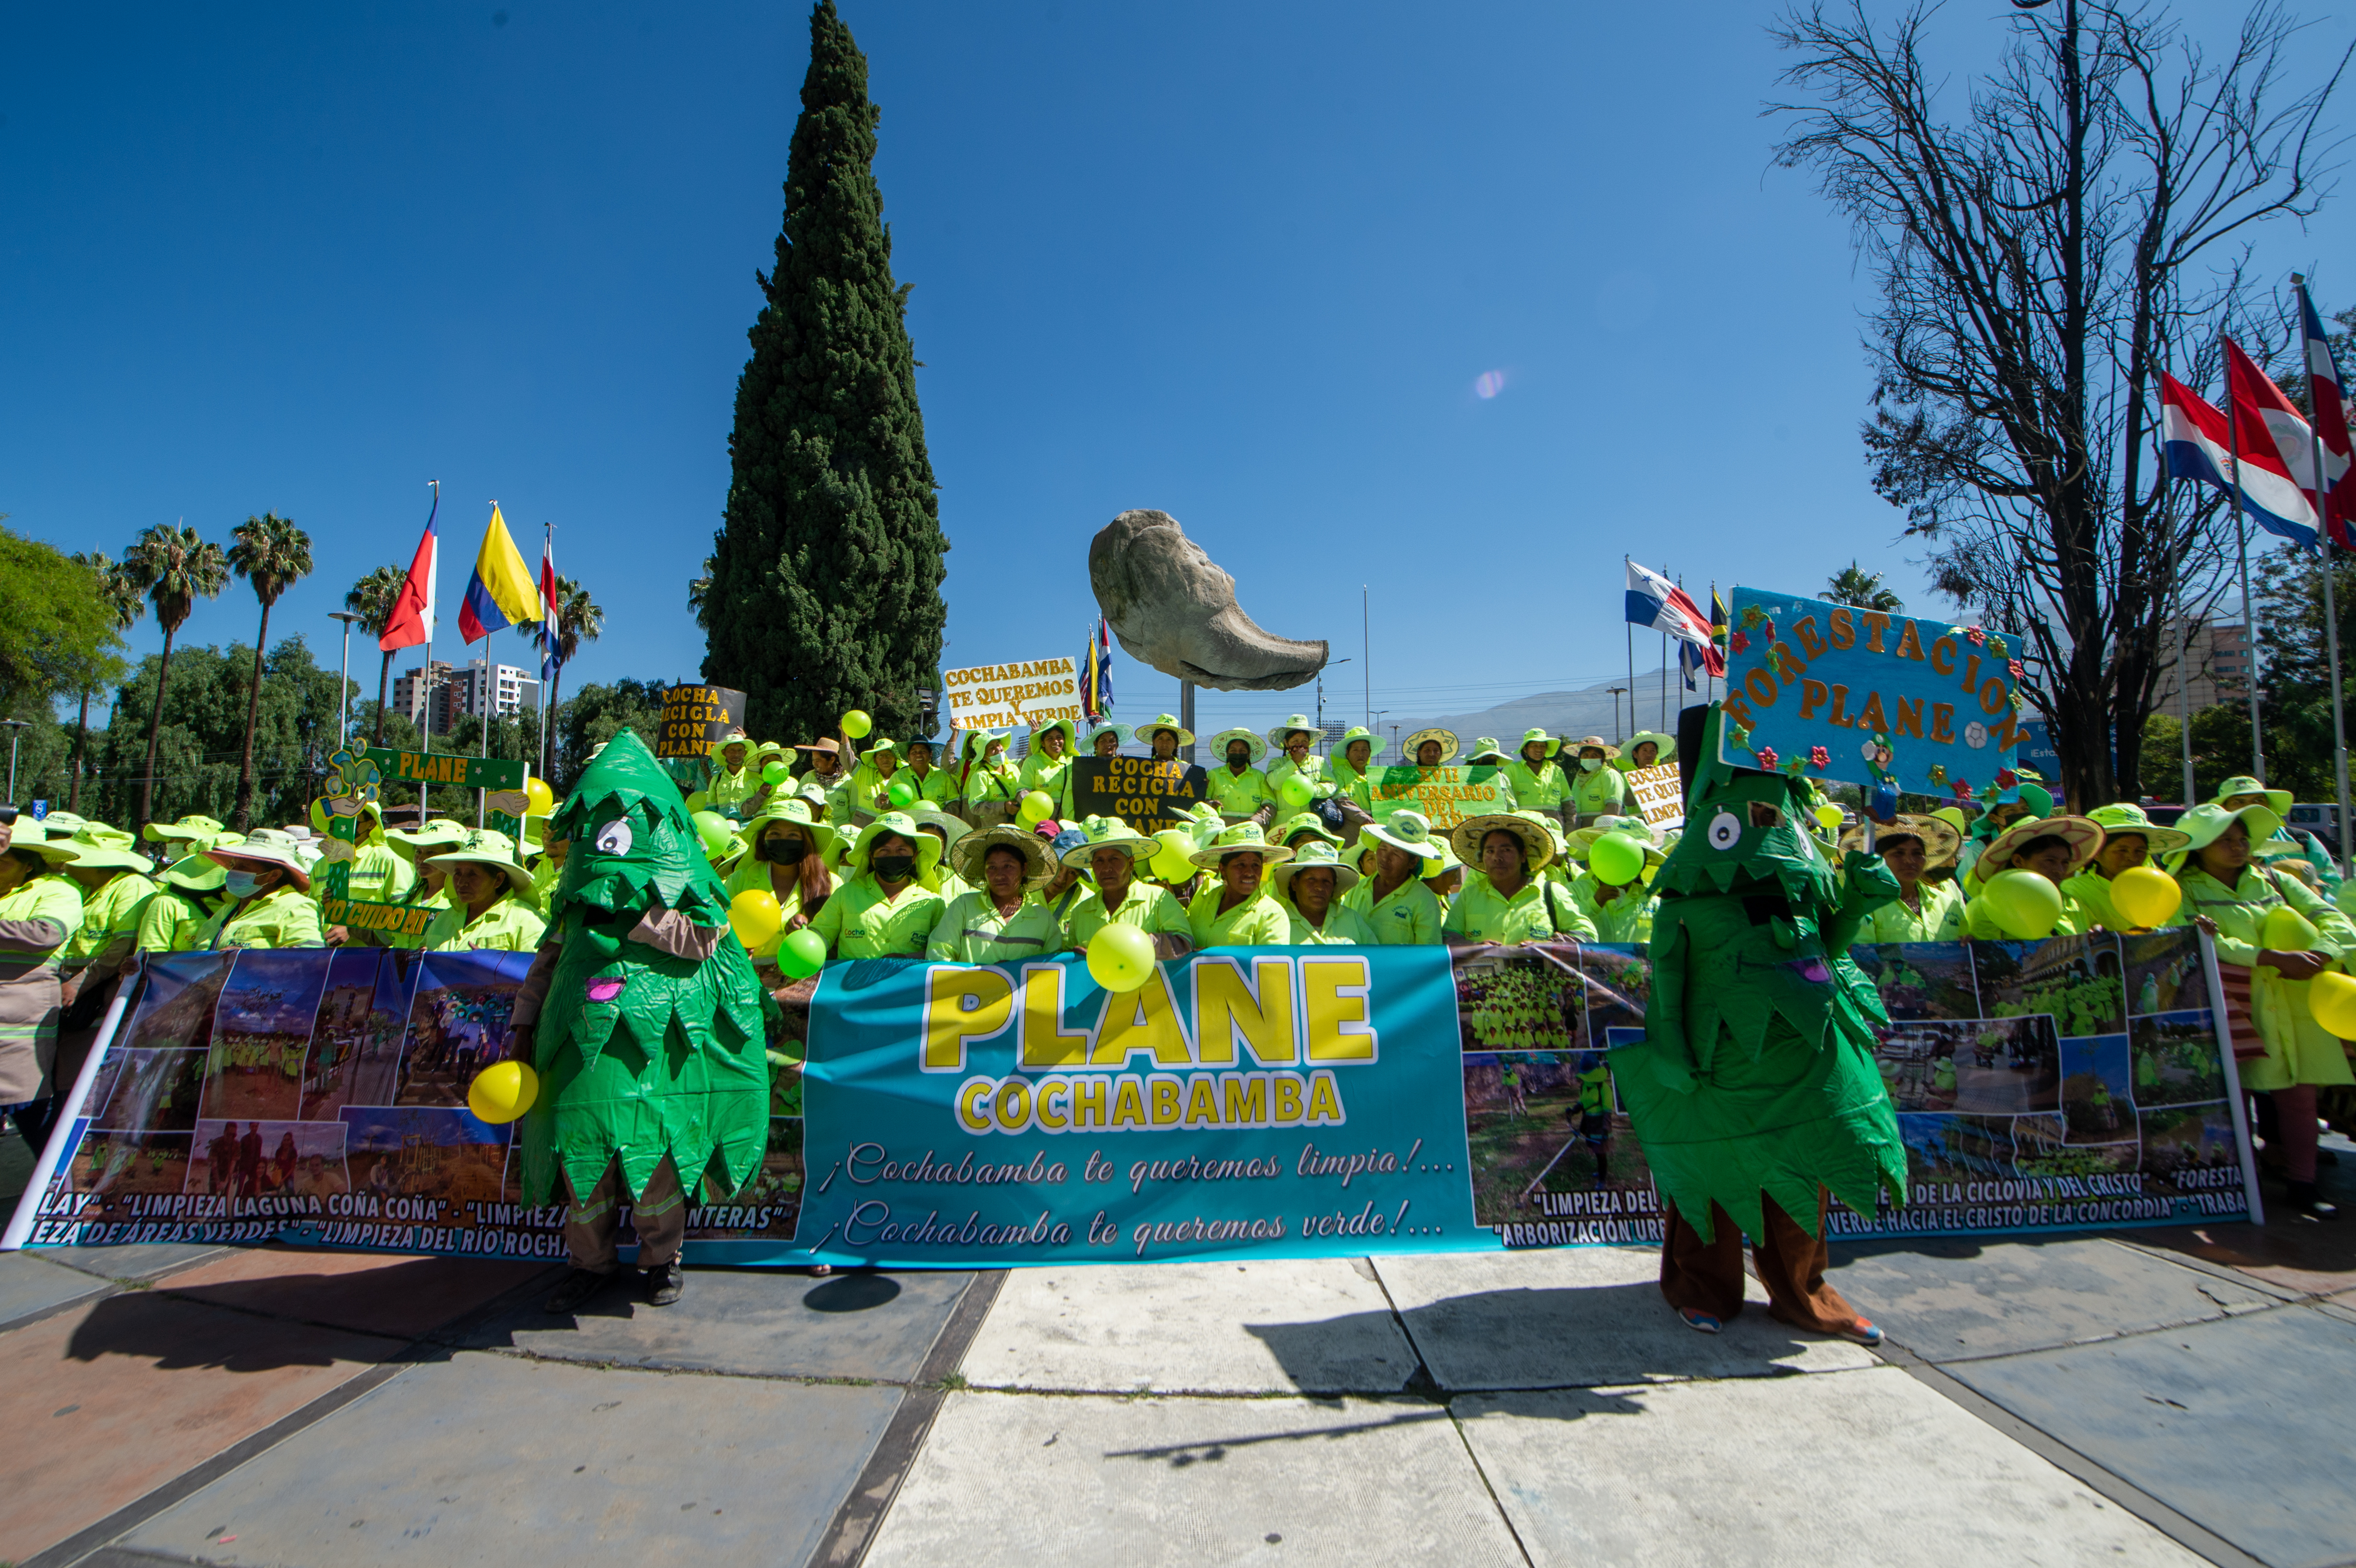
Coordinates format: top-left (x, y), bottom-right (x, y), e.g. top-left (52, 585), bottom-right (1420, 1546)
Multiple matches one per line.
top-left (1394, 667), bottom-right (1689, 756)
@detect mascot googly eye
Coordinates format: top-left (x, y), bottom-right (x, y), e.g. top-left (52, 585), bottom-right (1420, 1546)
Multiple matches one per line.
top-left (1706, 810), bottom-right (1742, 851)
top-left (593, 818), bottom-right (633, 856)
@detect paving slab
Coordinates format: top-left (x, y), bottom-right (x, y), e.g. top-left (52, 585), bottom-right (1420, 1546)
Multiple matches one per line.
top-left (152, 1246), bottom-right (553, 1340)
top-left (453, 1266), bottom-right (974, 1382)
top-left (1947, 1304), bottom-right (2356, 1568)
top-left (1372, 1246), bottom-right (1873, 1390)
top-left (0, 1248), bottom-right (106, 1330)
top-left (0, 1292), bottom-right (405, 1565)
top-left (1824, 1235), bottom-right (2278, 1361)
top-left (866, 1391), bottom-right (1524, 1568)
top-left (962, 1259), bottom-right (1415, 1394)
top-left (116, 1350), bottom-right (903, 1568)
top-left (1455, 1366), bottom-right (2201, 1567)
top-left (32, 1241), bottom-right (229, 1282)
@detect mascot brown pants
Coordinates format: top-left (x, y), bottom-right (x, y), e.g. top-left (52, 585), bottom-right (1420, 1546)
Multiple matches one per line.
top-left (562, 1156), bottom-right (687, 1275)
top-left (1658, 1187), bottom-right (1862, 1332)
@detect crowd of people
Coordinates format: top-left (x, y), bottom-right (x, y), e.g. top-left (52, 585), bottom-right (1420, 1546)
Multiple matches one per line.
top-left (1, 707), bottom-right (2349, 1225)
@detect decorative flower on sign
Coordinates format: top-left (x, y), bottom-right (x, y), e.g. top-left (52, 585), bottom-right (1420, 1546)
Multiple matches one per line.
top-left (1951, 777), bottom-right (1971, 798)
top-left (1996, 767), bottom-right (2017, 790)
top-left (1965, 626), bottom-right (1986, 646)
top-left (1810, 745), bottom-right (1831, 769)
top-left (1928, 764), bottom-right (1948, 785)
top-left (1728, 722), bottom-right (1751, 750)
top-left (1729, 630), bottom-right (1750, 655)
top-left (1754, 745), bottom-right (1778, 770)
top-left (2008, 659), bottom-right (2025, 680)
top-left (1987, 634), bottom-right (2009, 658)
top-left (1759, 620), bottom-right (1777, 644)
top-left (1741, 604), bottom-right (1767, 629)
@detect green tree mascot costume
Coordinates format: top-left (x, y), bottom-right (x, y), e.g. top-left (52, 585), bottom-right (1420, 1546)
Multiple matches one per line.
top-left (1614, 703), bottom-right (1905, 1341)
top-left (511, 730), bottom-right (770, 1312)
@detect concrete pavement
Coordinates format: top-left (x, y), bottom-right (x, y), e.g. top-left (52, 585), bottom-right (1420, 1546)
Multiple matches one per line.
top-left (1, 1128), bottom-right (2351, 1568)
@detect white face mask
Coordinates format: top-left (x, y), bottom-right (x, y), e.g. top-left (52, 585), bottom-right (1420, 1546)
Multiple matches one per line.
top-left (1579, 757), bottom-right (1602, 773)
top-left (223, 870), bottom-right (263, 898)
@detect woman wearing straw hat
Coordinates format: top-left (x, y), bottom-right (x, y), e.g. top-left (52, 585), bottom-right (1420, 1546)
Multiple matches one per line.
top-left (1019, 718), bottom-right (1079, 814)
top-left (2162, 800), bottom-right (2356, 1218)
top-left (1563, 737), bottom-right (1626, 826)
top-left (1272, 843), bottom-right (1377, 946)
top-left (1187, 823), bottom-right (1294, 947)
top-left (723, 801), bottom-right (841, 978)
top-left (1442, 813), bottom-right (1596, 946)
top-left (1328, 727), bottom-right (1379, 816)
top-left (1505, 730), bottom-right (1568, 825)
top-left (796, 736), bottom-right (851, 819)
top-left (1062, 816), bottom-right (1194, 955)
top-left (0, 818), bottom-right (90, 1148)
top-left (2062, 805), bottom-right (2193, 935)
top-left (198, 829), bottom-right (325, 949)
top-left (1341, 812), bottom-right (1446, 945)
top-left (809, 811), bottom-right (949, 959)
top-left (420, 831), bottom-right (547, 952)
top-left (927, 827), bottom-right (1066, 964)
top-left (1206, 729), bottom-right (1276, 824)
top-left (1843, 814), bottom-right (1967, 943)
top-left (960, 731), bottom-right (1022, 829)
top-left (1564, 820), bottom-right (1664, 945)
top-left (1963, 815), bottom-right (2104, 939)
top-left (1404, 729), bottom-right (1459, 768)
top-left (1140, 714), bottom-right (1193, 761)
top-left (134, 842), bottom-right (238, 957)
top-left (1617, 730), bottom-right (1676, 773)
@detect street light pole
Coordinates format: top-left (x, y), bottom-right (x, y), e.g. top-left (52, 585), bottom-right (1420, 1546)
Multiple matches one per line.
top-left (327, 612), bottom-right (362, 751)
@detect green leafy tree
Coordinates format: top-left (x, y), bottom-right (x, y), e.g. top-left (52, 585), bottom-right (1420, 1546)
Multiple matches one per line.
top-left (91, 637), bottom-right (343, 828)
top-left (552, 678), bottom-right (670, 791)
top-left (702, 0), bottom-right (948, 744)
top-left (0, 524), bottom-right (127, 717)
top-left (346, 563), bottom-right (408, 746)
top-left (120, 524), bottom-right (230, 828)
top-left (227, 513), bottom-right (315, 829)
top-left (1825, 561), bottom-right (1903, 612)
top-left (537, 576), bottom-right (604, 778)
top-left (64, 549), bottom-right (140, 811)
top-left (2248, 543), bottom-right (2356, 809)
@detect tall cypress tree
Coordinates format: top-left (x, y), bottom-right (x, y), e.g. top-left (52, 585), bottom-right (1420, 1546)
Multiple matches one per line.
top-left (704, 0), bottom-right (947, 745)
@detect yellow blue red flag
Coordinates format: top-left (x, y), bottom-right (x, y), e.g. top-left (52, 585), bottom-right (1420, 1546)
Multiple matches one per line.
top-left (458, 503), bottom-right (543, 642)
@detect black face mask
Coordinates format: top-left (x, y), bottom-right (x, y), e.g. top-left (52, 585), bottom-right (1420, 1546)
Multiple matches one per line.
top-left (871, 853), bottom-right (916, 882)
top-left (760, 837), bottom-right (806, 863)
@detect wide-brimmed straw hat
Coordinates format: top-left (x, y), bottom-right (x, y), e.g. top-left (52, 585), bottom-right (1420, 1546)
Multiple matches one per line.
top-left (1189, 821), bottom-right (1295, 871)
top-left (1564, 735), bottom-right (1621, 760)
top-left (1979, 814), bottom-right (2104, 878)
top-left (1403, 729), bottom-right (1460, 764)
top-left (1619, 730), bottom-right (1675, 765)
top-left (205, 827), bottom-right (313, 893)
top-left (1272, 840), bottom-right (1361, 898)
top-left (845, 811), bottom-right (945, 880)
top-left (1450, 812), bottom-right (1557, 872)
top-left (1140, 713), bottom-right (1194, 749)
top-left (424, 829), bottom-right (536, 897)
top-left (2211, 775), bottom-right (2293, 818)
top-left (1059, 815), bottom-right (1155, 869)
top-left (952, 825), bottom-right (1053, 888)
top-left (2085, 803), bottom-right (2192, 859)
top-left (1264, 714), bottom-right (1319, 752)
top-left (1209, 728), bottom-right (1267, 764)
top-left (1515, 728), bottom-right (1560, 758)
top-left (1837, 813), bottom-right (1963, 868)
top-left (2166, 801), bottom-right (2285, 869)
top-left (1362, 810), bottom-right (1446, 865)
top-left (796, 736), bottom-right (843, 760)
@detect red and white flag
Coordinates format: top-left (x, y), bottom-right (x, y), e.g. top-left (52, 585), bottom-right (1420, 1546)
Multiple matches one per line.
top-left (379, 505), bottom-right (437, 652)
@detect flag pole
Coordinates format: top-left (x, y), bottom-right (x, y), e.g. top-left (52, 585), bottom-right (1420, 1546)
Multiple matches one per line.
top-left (478, 627), bottom-right (493, 829)
top-left (2294, 275), bottom-right (2353, 874)
top-left (421, 480), bottom-right (437, 823)
top-left (2224, 348), bottom-right (2268, 780)
top-left (1622, 556), bottom-right (1634, 744)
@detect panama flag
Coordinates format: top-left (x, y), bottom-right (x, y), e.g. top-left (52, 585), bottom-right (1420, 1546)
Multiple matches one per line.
top-left (2225, 338), bottom-right (2322, 548)
top-left (457, 503), bottom-right (546, 643)
top-left (1625, 560), bottom-right (1724, 675)
top-left (537, 538), bottom-right (562, 682)
top-left (378, 497), bottom-right (437, 652)
top-left (2295, 280), bottom-right (2356, 548)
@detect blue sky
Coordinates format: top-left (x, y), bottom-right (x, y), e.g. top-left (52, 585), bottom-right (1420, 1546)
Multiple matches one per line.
top-left (6, 2), bottom-right (2354, 749)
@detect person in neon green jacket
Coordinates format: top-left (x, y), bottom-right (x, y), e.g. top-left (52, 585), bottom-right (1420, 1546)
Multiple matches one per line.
top-left (928, 828), bottom-right (1067, 963)
top-left (1206, 729), bottom-right (1275, 822)
top-left (1062, 816), bottom-right (1194, 954)
top-left (56, 829), bottom-right (156, 979)
top-left (1563, 820), bottom-right (1662, 944)
top-left (1327, 727), bottom-right (1378, 815)
top-left (722, 802), bottom-right (841, 977)
top-left (1442, 814), bottom-right (1597, 945)
top-left (2061, 803), bottom-right (2193, 934)
top-left (1263, 714), bottom-right (1331, 812)
top-left (2162, 801), bottom-right (2356, 1217)
top-left (1272, 842), bottom-right (1377, 945)
top-left (903, 738), bottom-right (960, 811)
top-left (704, 730), bottom-right (762, 817)
top-left (367, 818), bottom-right (470, 949)
top-left (1186, 822), bottom-right (1293, 946)
top-left (1563, 736), bottom-right (1627, 825)
top-left (1341, 812), bottom-right (1445, 944)
top-left (197, 831), bottom-right (325, 949)
top-left (797, 737), bottom-right (852, 820)
top-left (136, 849), bottom-right (235, 956)
top-left (1842, 815), bottom-right (1967, 943)
top-left (842, 737), bottom-right (913, 825)
top-left (420, 832), bottom-right (548, 951)
top-left (1615, 730), bottom-right (1676, 773)
top-left (808, 812), bottom-right (948, 959)
top-left (1505, 729), bottom-right (1568, 822)
top-left (0, 822), bottom-right (87, 1119)
top-left (1018, 719), bottom-right (1078, 812)
top-left (960, 731), bottom-right (1021, 826)
top-left (341, 801), bottom-right (414, 903)
top-left (1962, 816), bottom-right (2102, 939)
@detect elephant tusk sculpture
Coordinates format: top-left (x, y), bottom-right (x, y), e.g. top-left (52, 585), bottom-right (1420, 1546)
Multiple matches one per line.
top-left (1087, 509), bottom-right (1328, 691)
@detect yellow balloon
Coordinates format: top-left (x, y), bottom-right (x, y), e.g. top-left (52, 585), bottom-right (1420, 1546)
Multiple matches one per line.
top-left (1086, 924), bottom-right (1157, 993)
top-left (2262, 903), bottom-right (2321, 952)
top-left (1150, 830), bottom-right (1197, 883)
top-left (1018, 790), bottom-right (1056, 826)
top-left (729, 888), bottom-right (783, 951)
top-left (467, 1061), bottom-right (539, 1124)
top-left (841, 709), bottom-right (873, 739)
top-left (2108, 865), bottom-right (2181, 929)
top-left (525, 776), bottom-right (556, 816)
top-left (1984, 868), bottom-right (2063, 939)
top-left (2308, 969), bottom-right (2356, 1038)
top-left (1815, 804), bottom-right (1844, 832)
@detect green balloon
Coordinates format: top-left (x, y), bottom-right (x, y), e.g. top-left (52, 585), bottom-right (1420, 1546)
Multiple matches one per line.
top-left (886, 776), bottom-right (916, 807)
top-left (779, 927), bottom-right (828, 979)
top-left (691, 810), bottom-right (734, 858)
top-left (1279, 774), bottom-right (1313, 809)
top-left (1985, 869), bottom-right (2062, 939)
top-left (1589, 832), bottom-right (1646, 886)
top-left (762, 761), bottom-right (791, 785)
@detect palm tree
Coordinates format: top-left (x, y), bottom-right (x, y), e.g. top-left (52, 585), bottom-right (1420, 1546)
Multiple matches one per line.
top-left (225, 513), bottom-right (314, 829)
top-left (66, 551), bottom-right (143, 811)
top-left (120, 523), bottom-right (230, 830)
top-left (538, 576), bottom-right (603, 780)
top-left (1825, 561), bottom-right (1904, 613)
top-left (346, 564), bottom-right (408, 746)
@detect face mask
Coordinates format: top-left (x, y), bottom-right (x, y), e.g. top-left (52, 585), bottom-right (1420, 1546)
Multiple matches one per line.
top-left (871, 853), bottom-right (916, 882)
top-left (223, 871), bottom-right (262, 898)
top-left (1579, 757), bottom-right (1601, 773)
top-left (761, 837), bottom-right (806, 863)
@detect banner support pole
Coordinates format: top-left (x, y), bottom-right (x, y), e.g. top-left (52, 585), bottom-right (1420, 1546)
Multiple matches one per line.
top-left (1, 962), bottom-right (141, 1251)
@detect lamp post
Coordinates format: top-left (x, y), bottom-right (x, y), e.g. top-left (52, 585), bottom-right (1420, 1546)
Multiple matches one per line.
top-left (327, 612), bottom-right (363, 751)
top-left (1, 718), bottom-right (27, 804)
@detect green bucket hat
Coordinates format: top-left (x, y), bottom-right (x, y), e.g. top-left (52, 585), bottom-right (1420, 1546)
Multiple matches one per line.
top-left (1467, 737), bottom-right (1511, 765)
top-left (160, 845), bottom-right (233, 894)
top-left (1516, 728), bottom-right (1560, 758)
top-left (1140, 713), bottom-right (1194, 749)
top-left (5, 821), bottom-right (85, 866)
top-left (2085, 802), bottom-right (2192, 858)
top-left (1619, 730), bottom-right (1676, 765)
top-left (61, 825), bottom-right (155, 876)
top-left (1270, 813), bottom-right (1342, 850)
top-left (744, 799), bottom-right (839, 863)
top-left (387, 817), bottom-right (473, 864)
top-left (1361, 810), bottom-right (1446, 866)
top-left (845, 811), bottom-right (945, 881)
top-left (424, 829), bottom-right (537, 897)
top-left (142, 813), bottom-right (229, 850)
top-left (1029, 718), bottom-right (1079, 753)
top-left (1332, 726), bottom-right (1378, 761)
top-left (706, 729), bottom-right (753, 767)
top-left (1059, 814), bottom-right (1155, 869)
top-left (2211, 775), bottom-right (2293, 817)
top-left (1263, 713), bottom-right (1319, 752)
top-left (1080, 722), bottom-right (1130, 752)
top-left (1189, 821), bottom-right (1294, 871)
top-left (1209, 728), bottom-right (1267, 764)
top-left (1271, 839), bottom-right (1360, 898)
top-left (2166, 801), bottom-right (2285, 869)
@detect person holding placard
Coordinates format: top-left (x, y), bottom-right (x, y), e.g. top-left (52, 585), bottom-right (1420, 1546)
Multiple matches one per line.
top-left (1844, 815), bottom-right (1967, 943)
top-left (1617, 730), bottom-right (1676, 773)
top-left (1341, 813), bottom-right (1446, 945)
top-left (1206, 729), bottom-right (1276, 824)
top-left (1141, 714), bottom-right (1192, 761)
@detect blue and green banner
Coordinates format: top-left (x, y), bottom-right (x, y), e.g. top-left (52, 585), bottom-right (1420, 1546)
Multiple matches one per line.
top-left (794, 947), bottom-right (1479, 1268)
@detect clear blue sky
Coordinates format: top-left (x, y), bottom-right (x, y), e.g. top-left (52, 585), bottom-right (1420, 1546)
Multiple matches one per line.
top-left (6, 2), bottom-right (2353, 748)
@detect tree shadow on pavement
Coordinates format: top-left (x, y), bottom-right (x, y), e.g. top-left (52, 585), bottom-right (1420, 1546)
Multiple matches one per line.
top-left (64, 1290), bottom-right (402, 1372)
